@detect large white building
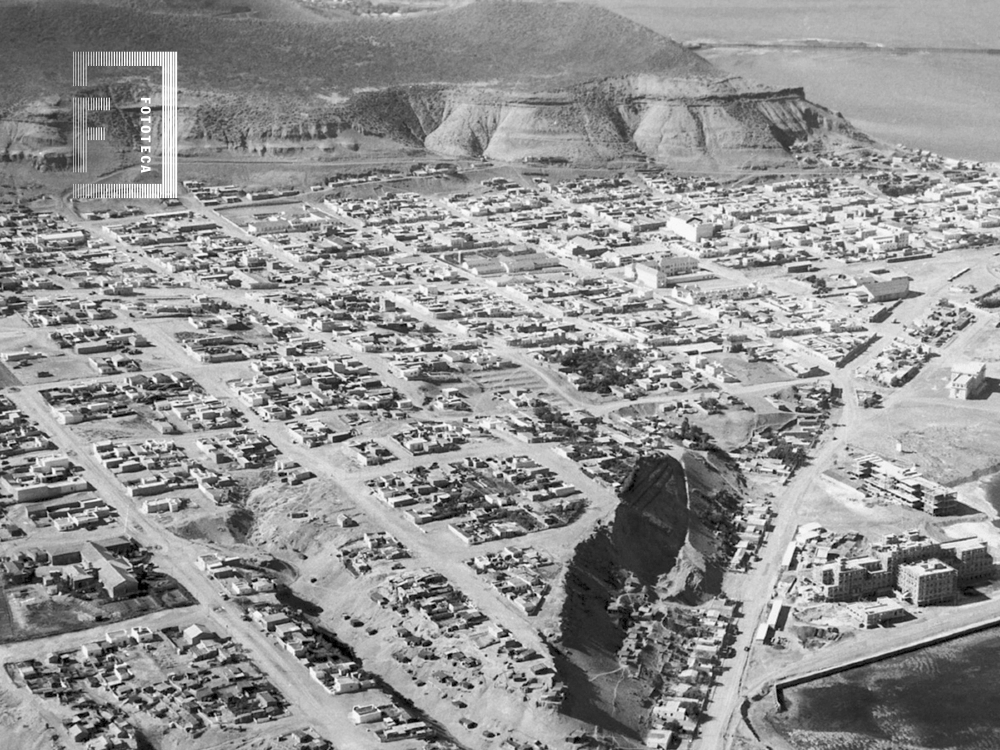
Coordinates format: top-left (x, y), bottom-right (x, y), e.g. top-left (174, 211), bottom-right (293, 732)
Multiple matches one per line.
top-left (667, 215), bottom-right (715, 243)
top-left (635, 255), bottom-right (700, 288)
top-left (948, 362), bottom-right (987, 399)
top-left (857, 274), bottom-right (910, 303)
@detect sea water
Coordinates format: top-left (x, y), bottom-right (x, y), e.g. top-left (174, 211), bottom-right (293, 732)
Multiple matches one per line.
top-left (587, 0), bottom-right (1000, 162)
top-left (775, 628), bottom-right (1000, 749)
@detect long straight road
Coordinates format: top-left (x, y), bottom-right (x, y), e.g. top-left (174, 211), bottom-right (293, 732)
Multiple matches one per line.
top-left (2, 386), bottom-right (404, 749)
top-left (696, 398), bottom-right (851, 750)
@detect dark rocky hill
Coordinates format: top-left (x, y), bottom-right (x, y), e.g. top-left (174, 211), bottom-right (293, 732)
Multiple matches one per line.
top-left (556, 451), bottom-right (742, 736)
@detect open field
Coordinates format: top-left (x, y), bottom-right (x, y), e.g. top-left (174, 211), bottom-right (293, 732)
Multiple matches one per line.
top-left (849, 399), bottom-right (1000, 486)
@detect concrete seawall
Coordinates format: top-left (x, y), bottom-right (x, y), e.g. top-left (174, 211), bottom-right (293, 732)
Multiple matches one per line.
top-left (772, 614), bottom-right (1000, 708)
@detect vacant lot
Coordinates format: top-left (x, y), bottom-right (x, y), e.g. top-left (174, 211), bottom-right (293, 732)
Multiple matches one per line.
top-left (710, 354), bottom-right (793, 386)
top-left (850, 398), bottom-right (1000, 486)
top-left (0, 584), bottom-right (195, 644)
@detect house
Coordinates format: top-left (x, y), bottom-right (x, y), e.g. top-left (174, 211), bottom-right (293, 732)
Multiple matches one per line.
top-left (274, 621), bottom-right (302, 640)
top-left (645, 728), bottom-right (675, 749)
top-left (253, 611), bottom-right (291, 632)
top-left (3, 560), bottom-right (31, 585)
top-left (334, 675), bottom-right (363, 694)
top-left (182, 624), bottom-right (219, 647)
top-left (256, 691), bottom-right (282, 713)
top-left (104, 629), bottom-right (130, 646)
top-left (80, 641), bottom-right (107, 660)
top-left (350, 704), bottom-right (382, 724)
top-left (82, 542), bottom-right (138, 600)
top-left (653, 698), bottom-right (698, 727)
top-left (130, 626), bottom-right (155, 643)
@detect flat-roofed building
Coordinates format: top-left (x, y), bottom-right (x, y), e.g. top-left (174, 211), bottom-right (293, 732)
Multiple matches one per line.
top-left (814, 529), bottom-right (992, 602)
top-left (854, 454), bottom-right (957, 516)
top-left (816, 555), bottom-right (895, 601)
top-left (635, 255), bottom-right (701, 288)
top-left (897, 559), bottom-right (958, 606)
top-left (948, 362), bottom-right (987, 400)
top-left (38, 230), bottom-right (86, 248)
top-left (846, 598), bottom-right (909, 628)
top-left (667, 215), bottom-right (715, 243)
top-left (941, 537), bottom-right (994, 583)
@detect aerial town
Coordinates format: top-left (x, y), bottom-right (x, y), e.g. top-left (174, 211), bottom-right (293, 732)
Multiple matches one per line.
top-left (3, 131), bottom-right (1000, 750)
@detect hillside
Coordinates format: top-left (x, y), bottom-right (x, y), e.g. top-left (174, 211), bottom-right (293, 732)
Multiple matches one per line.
top-left (0, 0), bottom-right (714, 100)
top-left (556, 451), bottom-right (742, 737)
top-left (0, 0), bottom-right (864, 170)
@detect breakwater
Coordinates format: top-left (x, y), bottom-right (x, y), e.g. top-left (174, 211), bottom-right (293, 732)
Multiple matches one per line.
top-left (765, 614), bottom-right (1000, 750)
top-left (773, 613), bottom-right (1000, 706)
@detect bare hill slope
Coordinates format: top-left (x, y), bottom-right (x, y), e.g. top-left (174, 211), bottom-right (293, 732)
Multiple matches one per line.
top-left (0, 0), bottom-right (864, 169)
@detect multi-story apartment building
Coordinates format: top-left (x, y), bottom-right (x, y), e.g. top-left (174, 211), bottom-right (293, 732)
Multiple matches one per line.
top-left (940, 537), bottom-right (995, 582)
top-left (853, 454), bottom-right (957, 515)
top-left (897, 559), bottom-right (958, 606)
top-left (814, 530), bottom-right (993, 602)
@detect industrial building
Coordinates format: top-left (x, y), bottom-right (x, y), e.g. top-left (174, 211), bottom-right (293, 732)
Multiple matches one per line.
top-left (857, 274), bottom-right (910, 303)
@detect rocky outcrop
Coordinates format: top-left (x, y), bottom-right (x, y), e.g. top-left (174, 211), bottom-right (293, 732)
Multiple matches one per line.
top-left (555, 452), bottom-right (741, 735)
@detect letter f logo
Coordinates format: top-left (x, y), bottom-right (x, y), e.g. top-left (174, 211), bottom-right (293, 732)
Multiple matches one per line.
top-left (71, 51), bottom-right (178, 200)
top-left (72, 97), bottom-right (112, 173)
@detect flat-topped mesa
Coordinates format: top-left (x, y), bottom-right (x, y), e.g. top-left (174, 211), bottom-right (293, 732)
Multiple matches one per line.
top-left (417, 78), bottom-right (849, 167)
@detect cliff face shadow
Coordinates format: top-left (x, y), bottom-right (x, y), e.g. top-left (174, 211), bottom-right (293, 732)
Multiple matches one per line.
top-left (555, 453), bottom-right (742, 736)
top-left (554, 652), bottom-right (637, 738)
